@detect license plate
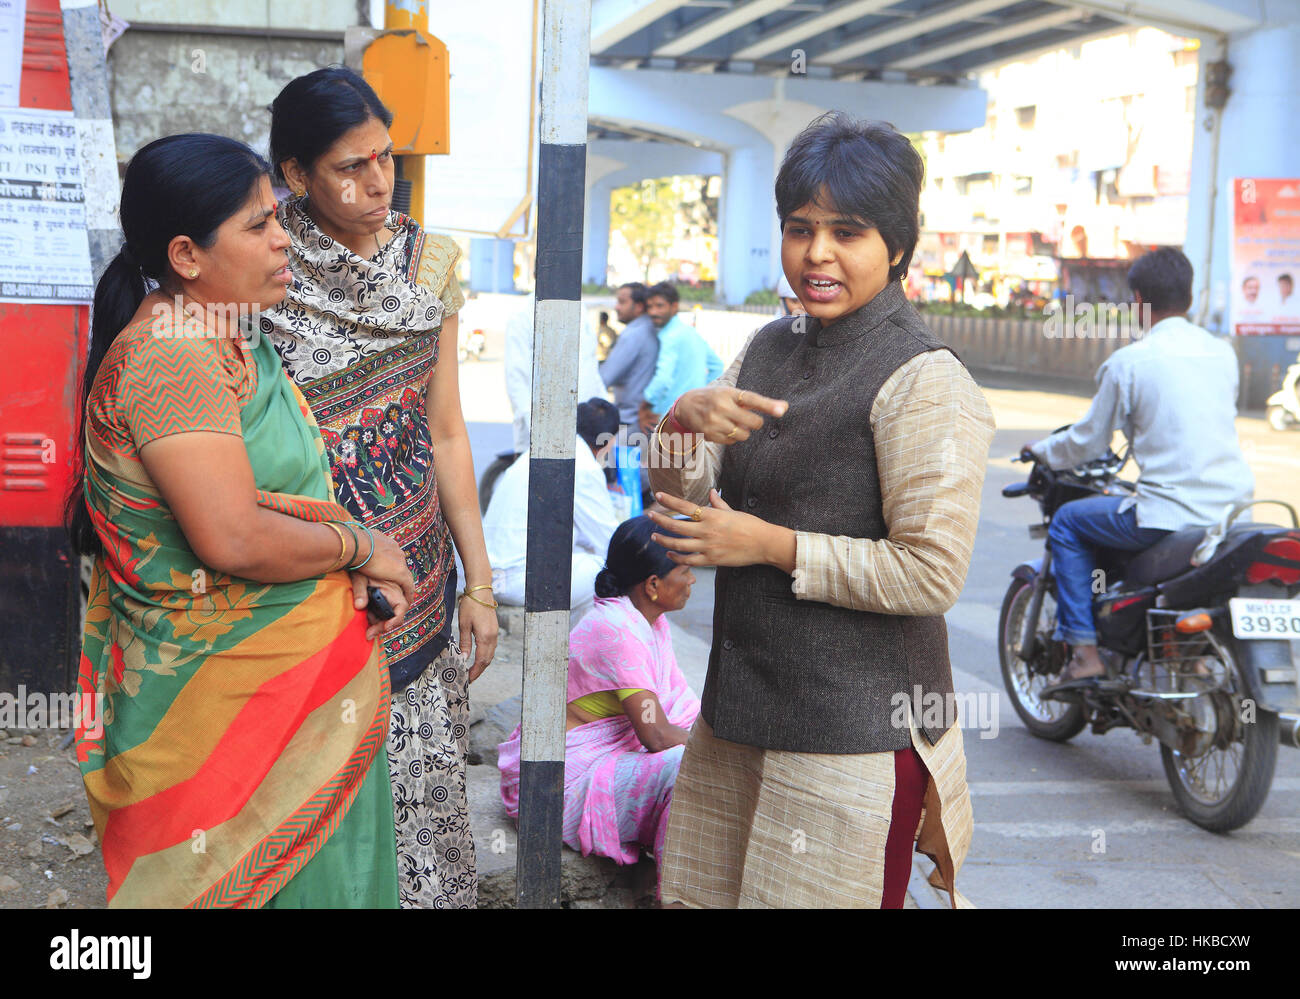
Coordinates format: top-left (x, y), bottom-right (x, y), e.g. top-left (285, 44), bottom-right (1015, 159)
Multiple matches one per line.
top-left (1229, 598), bottom-right (1300, 639)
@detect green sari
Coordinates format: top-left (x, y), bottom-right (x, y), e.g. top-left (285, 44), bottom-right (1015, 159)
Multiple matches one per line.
top-left (76, 311), bottom-right (399, 907)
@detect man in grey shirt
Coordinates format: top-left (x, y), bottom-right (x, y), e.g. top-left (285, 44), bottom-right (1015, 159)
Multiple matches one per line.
top-left (1028, 248), bottom-right (1254, 688)
top-left (599, 282), bottom-right (659, 427)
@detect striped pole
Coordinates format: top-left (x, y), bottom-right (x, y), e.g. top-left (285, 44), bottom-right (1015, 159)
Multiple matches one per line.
top-left (60, 0), bottom-right (121, 283)
top-left (516, 0), bottom-right (590, 909)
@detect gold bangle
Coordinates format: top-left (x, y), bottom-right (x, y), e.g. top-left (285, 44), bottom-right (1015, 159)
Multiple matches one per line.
top-left (322, 521), bottom-right (349, 573)
top-left (653, 413), bottom-right (703, 458)
top-left (464, 584), bottom-right (495, 596)
top-left (459, 590), bottom-right (499, 609)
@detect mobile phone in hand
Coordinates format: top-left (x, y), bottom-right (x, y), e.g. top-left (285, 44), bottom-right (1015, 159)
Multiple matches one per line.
top-left (367, 586), bottom-right (396, 621)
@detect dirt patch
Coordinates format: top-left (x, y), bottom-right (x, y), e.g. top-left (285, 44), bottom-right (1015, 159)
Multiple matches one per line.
top-left (0, 728), bottom-right (107, 909)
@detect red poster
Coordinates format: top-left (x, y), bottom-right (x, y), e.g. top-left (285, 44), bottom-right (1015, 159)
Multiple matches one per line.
top-left (1230, 178), bottom-right (1300, 336)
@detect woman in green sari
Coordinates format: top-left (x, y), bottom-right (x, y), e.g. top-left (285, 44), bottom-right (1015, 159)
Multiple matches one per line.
top-left (70, 133), bottom-right (413, 907)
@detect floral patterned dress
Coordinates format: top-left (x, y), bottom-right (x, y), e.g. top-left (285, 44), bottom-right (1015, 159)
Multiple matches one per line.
top-left (261, 198), bottom-right (477, 907)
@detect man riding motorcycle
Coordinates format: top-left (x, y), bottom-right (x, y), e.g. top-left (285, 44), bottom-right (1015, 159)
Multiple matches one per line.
top-left (1023, 248), bottom-right (1255, 695)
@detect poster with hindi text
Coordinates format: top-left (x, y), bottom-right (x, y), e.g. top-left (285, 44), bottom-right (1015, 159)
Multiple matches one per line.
top-left (0, 107), bottom-right (94, 305)
top-left (1230, 178), bottom-right (1300, 336)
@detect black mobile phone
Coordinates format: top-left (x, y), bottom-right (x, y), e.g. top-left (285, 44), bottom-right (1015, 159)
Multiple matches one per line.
top-left (367, 586), bottom-right (396, 621)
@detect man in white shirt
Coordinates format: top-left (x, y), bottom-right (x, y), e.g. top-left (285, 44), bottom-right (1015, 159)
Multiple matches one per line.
top-left (504, 295), bottom-right (607, 454)
top-left (484, 398), bottom-right (623, 628)
top-left (1027, 248), bottom-right (1254, 690)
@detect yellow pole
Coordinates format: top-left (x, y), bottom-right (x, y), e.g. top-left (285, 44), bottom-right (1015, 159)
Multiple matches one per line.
top-left (385, 0), bottom-right (428, 226)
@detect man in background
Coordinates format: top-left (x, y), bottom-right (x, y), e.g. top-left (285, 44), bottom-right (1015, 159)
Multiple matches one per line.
top-left (484, 398), bottom-right (623, 629)
top-left (637, 281), bottom-right (724, 432)
top-left (504, 294), bottom-right (606, 454)
top-left (599, 282), bottom-right (659, 431)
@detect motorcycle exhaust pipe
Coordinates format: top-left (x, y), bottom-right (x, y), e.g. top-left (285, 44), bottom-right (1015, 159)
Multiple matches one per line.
top-left (1281, 714), bottom-right (1300, 750)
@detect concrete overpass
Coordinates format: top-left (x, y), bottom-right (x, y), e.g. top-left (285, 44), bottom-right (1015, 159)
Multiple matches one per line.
top-left (466, 0), bottom-right (1300, 318)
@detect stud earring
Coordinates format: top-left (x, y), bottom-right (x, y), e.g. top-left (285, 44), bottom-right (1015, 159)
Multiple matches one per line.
top-left (188, 269), bottom-right (198, 278)
top-left (650, 592), bottom-right (658, 602)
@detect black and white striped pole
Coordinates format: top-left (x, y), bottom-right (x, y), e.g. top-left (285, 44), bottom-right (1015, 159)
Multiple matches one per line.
top-left (516, 0), bottom-right (590, 909)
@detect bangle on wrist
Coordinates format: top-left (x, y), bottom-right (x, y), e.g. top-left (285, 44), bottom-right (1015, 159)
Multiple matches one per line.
top-left (459, 589), bottom-right (499, 609)
top-left (654, 409), bottom-right (703, 459)
top-left (322, 522), bottom-right (349, 573)
top-left (345, 521), bottom-right (375, 571)
top-left (338, 521), bottom-right (360, 565)
top-left (664, 401), bottom-right (688, 435)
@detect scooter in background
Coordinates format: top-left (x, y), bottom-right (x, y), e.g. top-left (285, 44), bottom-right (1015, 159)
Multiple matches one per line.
top-left (1266, 359), bottom-right (1300, 431)
top-left (458, 327), bottom-right (486, 363)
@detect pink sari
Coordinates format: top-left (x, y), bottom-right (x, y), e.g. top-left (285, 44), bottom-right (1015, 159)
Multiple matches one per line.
top-left (498, 596), bottom-right (700, 868)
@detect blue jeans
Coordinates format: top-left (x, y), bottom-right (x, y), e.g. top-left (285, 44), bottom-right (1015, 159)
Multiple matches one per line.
top-left (1049, 496), bottom-right (1171, 645)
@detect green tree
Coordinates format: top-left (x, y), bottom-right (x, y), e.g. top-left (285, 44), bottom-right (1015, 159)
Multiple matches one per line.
top-left (610, 177), bottom-right (681, 283)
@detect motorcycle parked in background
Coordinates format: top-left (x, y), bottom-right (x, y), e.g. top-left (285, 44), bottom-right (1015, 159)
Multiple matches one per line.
top-left (458, 326), bottom-right (486, 364)
top-left (1266, 358), bottom-right (1300, 431)
top-left (999, 431), bottom-right (1300, 832)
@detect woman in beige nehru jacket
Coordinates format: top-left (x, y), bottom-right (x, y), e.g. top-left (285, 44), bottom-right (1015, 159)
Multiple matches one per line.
top-left (647, 112), bottom-right (995, 908)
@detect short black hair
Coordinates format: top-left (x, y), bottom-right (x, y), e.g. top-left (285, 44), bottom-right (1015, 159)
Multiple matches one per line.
top-left (269, 66), bottom-right (394, 183)
top-left (1127, 247), bottom-right (1193, 313)
top-left (1280, 273), bottom-right (1294, 286)
top-left (775, 112), bottom-right (924, 284)
top-left (646, 281), bottom-right (678, 304)
top-left (577, 397), bottom-right (619, 451)
top-left (618, 281), bottom-right (648, 306)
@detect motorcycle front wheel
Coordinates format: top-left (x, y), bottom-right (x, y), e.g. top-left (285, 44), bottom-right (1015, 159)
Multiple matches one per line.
top-left (998, 577), bottom-right (1086, 741)
top-left (1158, 629), bottom-right (1278, 833)
top-left (1266, 405), bottom-right (1296, 432)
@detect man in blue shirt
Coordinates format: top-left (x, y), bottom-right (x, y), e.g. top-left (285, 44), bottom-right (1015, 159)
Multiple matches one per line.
top-left (599, 282), bottom-right (659, 427)
top-left (638, 281), bottom-right (725, 430)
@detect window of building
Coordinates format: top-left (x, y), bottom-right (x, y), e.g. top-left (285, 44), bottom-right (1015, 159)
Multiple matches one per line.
top-left (1012, 175), bottom-right (1033, 196)
top-left (1015, 105), bottom-right (1037, 128)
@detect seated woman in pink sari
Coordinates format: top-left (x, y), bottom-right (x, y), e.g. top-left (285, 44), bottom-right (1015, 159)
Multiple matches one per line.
top-left (498, 516), bottom-right (700, 870)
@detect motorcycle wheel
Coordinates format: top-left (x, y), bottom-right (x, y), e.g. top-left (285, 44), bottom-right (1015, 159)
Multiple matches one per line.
top-left (998, 577), bottom-right (1086, 741)
top-left (1266, 405), bottom-right (1294, 432)
top-left (1158, 629), bottom-right (1279, 833)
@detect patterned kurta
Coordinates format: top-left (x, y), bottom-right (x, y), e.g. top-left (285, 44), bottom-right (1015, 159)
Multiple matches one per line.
top-left (262, 202), bottom-right (477, 908)
top-left (262, 202), bottom-right (466, 690)
top-left (648, 318), bottom-right (996, 908)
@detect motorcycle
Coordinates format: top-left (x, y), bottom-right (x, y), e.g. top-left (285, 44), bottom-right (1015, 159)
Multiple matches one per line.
top-left (457, 327), bottom-right (486, 364)
top-left (1266, 359), bottom-right (1300, 432)
top-left (999, 432), bottom-right (1300, 832)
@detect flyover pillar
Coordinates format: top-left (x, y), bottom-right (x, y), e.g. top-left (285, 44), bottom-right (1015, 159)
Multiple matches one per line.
top-left (720, 143), bottom-right (776, 304)
top-left (1184, 20), bottom-right (1300, 407)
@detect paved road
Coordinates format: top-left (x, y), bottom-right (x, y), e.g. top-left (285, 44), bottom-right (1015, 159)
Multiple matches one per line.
top-left (461, 354), bottom-right (1300, 909)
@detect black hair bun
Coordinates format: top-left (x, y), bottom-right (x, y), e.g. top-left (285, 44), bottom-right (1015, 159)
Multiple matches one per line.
top-left (594, 567), bottom-right (623, 599)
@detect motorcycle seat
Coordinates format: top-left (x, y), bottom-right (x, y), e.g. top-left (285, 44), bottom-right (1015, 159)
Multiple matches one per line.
top-left (1122, 524), bottom-right (1260, 588)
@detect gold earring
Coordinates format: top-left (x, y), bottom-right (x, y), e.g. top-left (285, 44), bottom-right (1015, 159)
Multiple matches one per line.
top-left (188, 269), bottom-right (198, 278)
top-left (650, 592), bottom-right (658, 602)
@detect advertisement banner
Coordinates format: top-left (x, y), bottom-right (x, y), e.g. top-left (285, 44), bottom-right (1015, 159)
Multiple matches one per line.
top-left (1230, 177), bottom-right (1300, 336)
top-left (0, 107), bottom-right (94, 305)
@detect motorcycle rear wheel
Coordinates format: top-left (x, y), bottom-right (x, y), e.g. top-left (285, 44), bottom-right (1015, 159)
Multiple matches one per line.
top-left (998, 578), bottom-right (1086, 741)
top-left (1158, 630), bottom-right (1278, 833)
